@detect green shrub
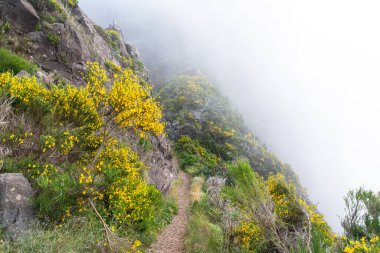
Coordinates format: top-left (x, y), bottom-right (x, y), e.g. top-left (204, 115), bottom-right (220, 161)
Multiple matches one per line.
top-left (94, 25), bottom-right (109, 41)
top-left (105, 29), bottom-right (121, 51)
top-left (37, 0), bottom-right (68, 23)
top-left (0, 48), bottom-right (37, 74)
top-left (47, 32), bottom-right (61, 45)
top-left (175, 135), bottom-right (218, 177)
top-left (186, 198), bottom-right (224, 253)
top-left (342, 188), bottom-right (380, 239)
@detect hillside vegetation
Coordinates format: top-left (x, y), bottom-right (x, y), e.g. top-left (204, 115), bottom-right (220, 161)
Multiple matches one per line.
top-left (158, 75), bottom-right (380, 253)
top-left (0, 1), bottom-right (380, 252)
top-left (0, 62), bottom-right (176, 252)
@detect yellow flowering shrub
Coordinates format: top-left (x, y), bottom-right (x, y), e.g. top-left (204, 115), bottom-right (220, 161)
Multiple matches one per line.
top-left (108, 69), bottom-right (164, 136)
top-left (299, 199), bottom-right (334, 246)
top-left (235, 221), bottom-right (262, 251)
top-left (225, 162), bottom-right (334, 252)
top-left (104, 60), bottom-right (122, 73)
top-left (3, 75), bottom-right (49, 106)
top-left (267, 173), bottom-right (304, 224)
top-left (51, 85), bottom-right (102, 132)
top-left (0, 62), bottom-right (165, 231)
top-left (78, 142), bottom-right (161, 225)
top-left (343, 236), bottom-right (380, 253)
top-left (84, 62), bottom-right (164, 136)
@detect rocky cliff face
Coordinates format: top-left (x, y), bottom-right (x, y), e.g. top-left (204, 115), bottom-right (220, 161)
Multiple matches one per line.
top-left (0, 0), bottom-right (177, 192)
top-left (0, 0), bottom-right (140, 84)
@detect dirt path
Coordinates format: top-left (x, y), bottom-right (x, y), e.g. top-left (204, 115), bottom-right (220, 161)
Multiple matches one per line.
top-left (149, 170), bottom-right (191, 253)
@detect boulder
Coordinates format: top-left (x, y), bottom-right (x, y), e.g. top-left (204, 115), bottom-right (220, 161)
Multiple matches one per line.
top-left (206, 177), bottom-right (226, 208)
top-left (16, 70), bottom-right (31, 78)
top-left (0, 173), bottom-right (34, 238)
top-left (146, 135), bottom-right (178, 193)
top-left (1, 0), bottom-right (40, 33)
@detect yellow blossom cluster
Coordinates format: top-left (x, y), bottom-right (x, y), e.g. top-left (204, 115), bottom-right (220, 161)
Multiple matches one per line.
top-left (104, 60), bottom-right (122, 73)
top-left (78, 143), bottom-right (161, 225)
top-left (84, 61), bottom-right (108, 107)
top-left (299, 199), bottom-right (334, 245)
top-left (108, 69), bottom-right (164, 136)
top-left (267, 173), bottom-right (303, 223)
top-left (1, 74), bottom-right (49, 105)
top-left (223, 129), bottom-right (235, 137)
top-left (235, 221), bottom-right (262, 250)
top-left (267, 173), bottom-right (334, 245)
top-left (40, 135), bottom-right (56, 153)
top-left (82, 61), bottom-right (164, 136)
top-left (59, 132), bottom-right (79, 155)
top-left (343, 236), bottom-right (380, 253)
top-left (1, 131), bottom-right (33, 146)
top-left (51, 85), bottom-right (102, 132)
top-left (26, 162), bottom-right (59, 181)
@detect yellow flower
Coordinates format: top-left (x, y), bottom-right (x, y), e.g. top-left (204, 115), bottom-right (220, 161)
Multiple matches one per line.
top-left (132, 240), bottom-right (141, 250)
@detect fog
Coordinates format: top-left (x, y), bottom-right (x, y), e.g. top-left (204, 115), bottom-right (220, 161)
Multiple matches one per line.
top-left (79, 0), bottom-right (380, 232)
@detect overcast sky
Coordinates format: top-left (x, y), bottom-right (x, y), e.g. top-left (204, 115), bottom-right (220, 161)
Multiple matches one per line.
top-left (80, 0), bottom-right (380, 232)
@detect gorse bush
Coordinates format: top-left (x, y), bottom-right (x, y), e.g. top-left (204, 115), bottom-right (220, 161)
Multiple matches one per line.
top-left (0, 48), bottom-right (37, 74)
top-left (0, 61), bottom-right (168, 248)
top-left (342, 236), bottom-right (380, 253)
top-left (222, 160), bottom-right (334, 252)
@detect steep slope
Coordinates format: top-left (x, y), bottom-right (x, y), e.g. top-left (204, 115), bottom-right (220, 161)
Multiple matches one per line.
top-left (159, 74), bottom-right (300, 182)
top-left (158, 75), bottom-right (334, 252)
top-left (0, 0), bottom-right (144, 84)
top-left (2, 2), bottom-right (380, 253)
top-left (0, 1), bottom-right (178, 252)
top-left (0, 0), bottom-right (177, 193)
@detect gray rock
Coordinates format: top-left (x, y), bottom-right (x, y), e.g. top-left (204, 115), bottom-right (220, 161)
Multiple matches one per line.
top-left (146, 135), bottom-right (178, 193)
top-left (1, 0), bottom-right (40, 33)
top-left (206, 177), bottom-right (226, 208)
top-left (126, 132), bottom-right (178, 194)
top-left (0, 173), bottom-right (34, 239)
top-left (16, 70), bottom-right (31, 78)
top-left (126, 44), bottom-right (139, 58)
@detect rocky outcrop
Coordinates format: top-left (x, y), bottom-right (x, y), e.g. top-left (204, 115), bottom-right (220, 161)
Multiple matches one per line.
top-left (206, 177), bottom-right (226, 208)
top-left (127, 133), bottom-right (177, 194)
top-left (144, 136), bottom-right (178, 194)
top-left (0, 173), bottom-right (34, 239)
top-left (0, 1), bottom-right (178, 193)
top-left (1, 1), bottom-right (140, 84)
top-left (27, 15), bottom-right (124, 84)
top-left (0, 0), bottom-right (40, 33)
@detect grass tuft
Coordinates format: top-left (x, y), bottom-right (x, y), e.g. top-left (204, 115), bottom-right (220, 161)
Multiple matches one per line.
top-left (0, 48), bottom-right (37, 74)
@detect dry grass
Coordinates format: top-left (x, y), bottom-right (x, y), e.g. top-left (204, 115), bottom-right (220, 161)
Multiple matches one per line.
top-left (0, 97), bottom-right (13, 129)
top-left (189, 176), bottom-right (205, 203)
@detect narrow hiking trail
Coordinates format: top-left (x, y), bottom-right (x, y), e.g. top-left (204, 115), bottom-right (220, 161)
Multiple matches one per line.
top-left (149, 170), bottom-right (191, 253)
